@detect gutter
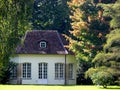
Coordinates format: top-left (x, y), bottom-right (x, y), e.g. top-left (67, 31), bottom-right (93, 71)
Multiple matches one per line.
top-left (64, 54), bottom-right (67, 85)
top-left (56, 32), bottom-right (68, 85)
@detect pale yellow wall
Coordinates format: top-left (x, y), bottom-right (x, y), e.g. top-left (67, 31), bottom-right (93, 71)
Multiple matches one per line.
top-left (10, 54), bottom-right (76, 85)
top-left (66, 55), bottom-right (76, 84)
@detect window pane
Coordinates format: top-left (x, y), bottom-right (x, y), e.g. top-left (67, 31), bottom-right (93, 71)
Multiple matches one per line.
top-left (11, 65), bottom-right (17, 79)
top-left (43, 63), bottom-right (47, 79)
top-left (23, 63), bottom-right (26, 78)
top-left (27, 63), bottom-right (31, 78)
top-left (40, 41), bottom-right (46, 48)
top-left (69, 64), bottom-right (73, 79)
top-left (22, 63), bottom-right (31, 79)
top-left (39, 63), bottom-right (42, 79)
top-left (39, 63), bottom-right (48, 79)
top-left (55, 63), bottom-right (64, 79)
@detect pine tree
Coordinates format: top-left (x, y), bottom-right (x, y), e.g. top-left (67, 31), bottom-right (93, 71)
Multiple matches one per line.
top-left (87, 0), bottom-right (120, 85)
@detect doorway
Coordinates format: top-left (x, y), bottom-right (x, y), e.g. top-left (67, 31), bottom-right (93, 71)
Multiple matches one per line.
top-left (38, 63), bottom-right (48, 84)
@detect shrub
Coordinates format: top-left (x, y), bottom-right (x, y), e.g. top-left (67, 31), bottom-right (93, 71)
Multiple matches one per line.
top-left (91, 70), bottom-right (113, 88)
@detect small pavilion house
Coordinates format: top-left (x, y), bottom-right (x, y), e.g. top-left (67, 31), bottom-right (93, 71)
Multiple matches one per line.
top-left (10, 30), bottom-right (76, 85)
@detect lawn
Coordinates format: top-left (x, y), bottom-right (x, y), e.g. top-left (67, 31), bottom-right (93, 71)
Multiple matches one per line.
top-left (0, 85), bottom-right (120, 90)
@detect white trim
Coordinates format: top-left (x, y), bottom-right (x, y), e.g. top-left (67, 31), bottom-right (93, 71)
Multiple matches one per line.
top-left (40, 41), bottom-right (46, 48)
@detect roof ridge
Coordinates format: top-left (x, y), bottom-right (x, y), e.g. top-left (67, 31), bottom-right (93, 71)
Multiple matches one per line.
top-left (56, 32), bottom-right (68, 54)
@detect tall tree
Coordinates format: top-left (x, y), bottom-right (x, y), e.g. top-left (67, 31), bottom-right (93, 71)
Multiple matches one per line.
top-left (0, 0), bottom-right (33, 83)
top-left (66, 0), bottom-right (109, 84)
top-left (86, 0), bottom-right (120, 85)
top-left (32, 0), bottom-right (71, 34)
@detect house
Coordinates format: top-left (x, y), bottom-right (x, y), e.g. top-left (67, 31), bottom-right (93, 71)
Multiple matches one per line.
top-left (10, 30), bottom-right (76, 85)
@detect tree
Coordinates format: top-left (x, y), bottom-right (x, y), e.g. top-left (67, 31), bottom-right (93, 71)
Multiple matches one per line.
top-left (66, 0), bottom-right (109, 84)
top-left (86, 67), bottom-right (114, 88)
top-left (92, 30), bottom-right (120, 85)
top-left (32, 0), bottom-right (71, 34)
top-left (87, 0), bottom-right (120, 85)
top-left (0, 0), bottom-right (33, 83)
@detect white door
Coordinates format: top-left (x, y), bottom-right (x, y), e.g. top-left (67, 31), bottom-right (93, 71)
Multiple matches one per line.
top-left (38, 63), bottom-right (48, 84)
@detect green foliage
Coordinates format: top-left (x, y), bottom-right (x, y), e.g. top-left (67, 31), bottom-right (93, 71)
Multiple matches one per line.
top-left (99, 0), bottom-right (120, 29)
top-left (93, 0), bottom-right (116, 4)
top-left (0, 0), bottom-right (33, 83)
top-left (32, 0), bottom-right (71, 34)
top-left (0, 62), bottom-right (17, 84)
top-left (66, 0), bottom-right (111, 85)
top-left (87, 0), bottom-right (120, 85)
top-left (80, 0), bottom-right (98, 17)
top-left (86, 67), bottom-right (114, 88)
top-left (89, 19), bottom-right (109, 32)
top-left (91, 71), bottom-right (113, 88)
top-left (67, 0), bottom-right (108, 74)
top-left (104, 29), bottom-right (120, 52)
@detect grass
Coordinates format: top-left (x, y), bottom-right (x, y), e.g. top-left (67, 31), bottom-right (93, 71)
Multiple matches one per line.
top-left (0, 85), bottom-right (120, 90)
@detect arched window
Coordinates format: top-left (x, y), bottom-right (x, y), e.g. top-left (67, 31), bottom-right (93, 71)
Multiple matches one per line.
top-left (40, 41), bottom-right (46, 48)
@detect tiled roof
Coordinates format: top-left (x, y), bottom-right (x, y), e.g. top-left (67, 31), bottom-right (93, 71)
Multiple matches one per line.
top-left (16, 30), bottom-right (73, 55)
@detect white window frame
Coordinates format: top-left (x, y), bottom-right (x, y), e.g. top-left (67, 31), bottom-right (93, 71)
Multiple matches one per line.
top-left (38, 63), bottom-right (48, 79)
top-left (68, 63), bottom-right (74, 79)
top-left (22, 63), bottom-right (31, 79)
top-left (40, 41), bottom-right (46, 48)
top-left (55, 63), bottom-right (64, 79)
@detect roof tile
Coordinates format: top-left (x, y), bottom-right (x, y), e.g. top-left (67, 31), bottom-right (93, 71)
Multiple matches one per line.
top-left (16, 30), bottom-right (73, 55)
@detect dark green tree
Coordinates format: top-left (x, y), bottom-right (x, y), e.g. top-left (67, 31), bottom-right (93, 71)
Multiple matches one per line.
top-left (32, 0), bottom-right (71, 34)
top-left (0, 0), bottom-right (33, 83)
top-left (87, 0), bottom-right (120, 86)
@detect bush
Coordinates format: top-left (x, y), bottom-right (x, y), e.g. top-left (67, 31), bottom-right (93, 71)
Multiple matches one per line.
top-left (86, 67), bottom-right (114, 88)
top-left (0, 62), bottom-right (16, 84)
top-left (91, 70), bottom-right (114, 88)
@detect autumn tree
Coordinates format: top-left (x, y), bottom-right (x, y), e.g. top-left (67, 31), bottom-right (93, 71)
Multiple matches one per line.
top-left (66, 0), bottom-right (110, 84)
top-left (0, 0), bottom-right (33, 83)
top-left (86, 0), bottom-right (120, 86)
top-left (32, 0), bottom-right (71, 34)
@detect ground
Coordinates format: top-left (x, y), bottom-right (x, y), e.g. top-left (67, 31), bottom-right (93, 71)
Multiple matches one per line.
top-left (0, 85), bottom-right (120, 90)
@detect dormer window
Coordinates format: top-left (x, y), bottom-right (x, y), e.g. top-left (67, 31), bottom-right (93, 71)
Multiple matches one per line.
top-left (40, 41), bottom-right (46, 48)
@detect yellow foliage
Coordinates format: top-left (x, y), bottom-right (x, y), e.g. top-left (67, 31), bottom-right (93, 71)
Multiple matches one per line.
top-left (68, 0), bottom-right (86, 8)
top-left (70, 9), bottom-right (83, 21)
top-left (83, 49), bottom-right (90, 53)
top-left (72, 30), bottom-right (79, 36)
top-left (72, 0), bottom-right (86, 5)
top-left (71, 21), bottom-right (88, 33)
top-left (98, 33), bottom-right (103, 38)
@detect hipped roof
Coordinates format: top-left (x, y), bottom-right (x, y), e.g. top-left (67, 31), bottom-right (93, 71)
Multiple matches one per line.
top-left (16, 30), bottom-right (73, 55)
